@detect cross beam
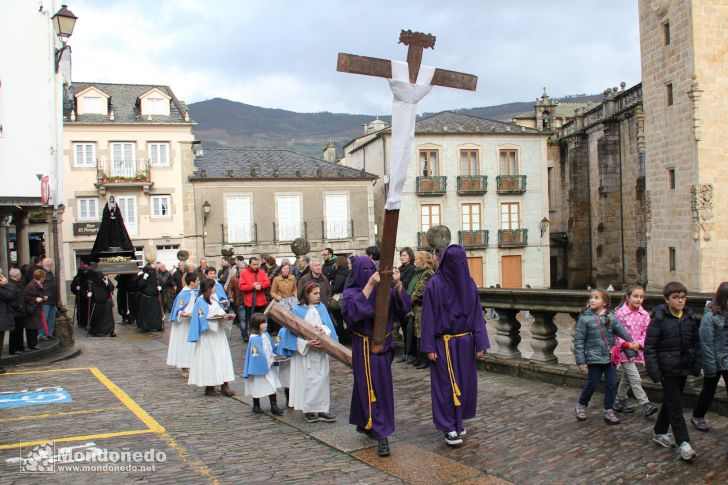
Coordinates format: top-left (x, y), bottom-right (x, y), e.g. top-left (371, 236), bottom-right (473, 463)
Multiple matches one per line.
top-left (337, 30), bottom-right (477, 351)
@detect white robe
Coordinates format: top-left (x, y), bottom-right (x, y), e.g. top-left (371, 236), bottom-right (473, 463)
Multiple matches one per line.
top-left (245, 333), bottom-right (282, 399)
top-left (166, 292), bottom-right (195, 368)
top-left (188, 299), bottom-right (236, 387)
top-left (288, 306), bottom-right (331, 413)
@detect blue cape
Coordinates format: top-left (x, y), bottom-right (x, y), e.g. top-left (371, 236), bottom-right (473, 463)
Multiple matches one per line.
top-left (243, 332), bottom-right (278, 377)
top-left (214, 281), bottom-right (228, 303)
top-left (279, 303), bottom-right (338, 354)
top-left (187, 297), bottom-right (210, 342)
top-left (170, 288), bottom-right (194, 322)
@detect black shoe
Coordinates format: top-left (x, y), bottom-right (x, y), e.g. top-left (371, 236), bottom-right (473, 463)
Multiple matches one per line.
top-left (253, 402), bottom-right (263, 414)
top-left (109, 333), bottom-right (117, 337)
top-left (270, 403), bottom-right (284, 416)
top-left (415, 360), bottom-right (429, 369)
top-left (318, 412), bottom-right (336, 422)
top-left (397, 354), bottom-right (408, 363)
top-left (377, 438), bottom-right (390, 457)
top-left (305, 413), bottom-right (321, 423)
top-left (356, 426), bottom-right (373, 438)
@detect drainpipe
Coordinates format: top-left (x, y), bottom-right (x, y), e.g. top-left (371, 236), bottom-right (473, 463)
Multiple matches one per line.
top-left (618, 122), bottom-right (626, 283)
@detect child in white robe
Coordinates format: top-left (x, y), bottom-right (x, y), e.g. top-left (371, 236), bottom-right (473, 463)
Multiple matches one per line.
top-left (243, 313), bottom-right (283, 415)
top-left (167, 273), bottom-right (199, 376)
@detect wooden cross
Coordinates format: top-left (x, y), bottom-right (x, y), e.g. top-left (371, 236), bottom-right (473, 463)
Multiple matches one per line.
top-left (338, 30), bottom-right (477, 351)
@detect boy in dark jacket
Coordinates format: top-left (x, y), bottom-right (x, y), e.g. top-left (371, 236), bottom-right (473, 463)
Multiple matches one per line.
top-left (644, 281), bottom-right (701, 461)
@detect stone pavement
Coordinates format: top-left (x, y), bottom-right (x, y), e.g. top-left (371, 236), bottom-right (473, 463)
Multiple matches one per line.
top-left (1, 316), bottom-right (728, 484)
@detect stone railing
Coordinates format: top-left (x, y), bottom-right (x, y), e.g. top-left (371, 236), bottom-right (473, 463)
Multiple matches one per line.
top-left (479, 288), bottom-right (710, 364)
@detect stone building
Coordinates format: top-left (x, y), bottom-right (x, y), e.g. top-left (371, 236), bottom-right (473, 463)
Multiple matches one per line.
top-left (61, 82), bottom-right (196, 283)
top-left (341, 111), bottom-right (551, 288)
top-left (638, 0), bottom-right (728, 293)
top-left (187, 147), bottom-right (376, 262)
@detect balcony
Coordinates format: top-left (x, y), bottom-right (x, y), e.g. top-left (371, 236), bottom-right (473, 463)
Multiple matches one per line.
top-left (496, 175), bottom-right (527, 194)
top-left (498, 229), bottom-right (528, 248)
top-left (96, 159), bottom-right (153, 196)
top-left (417, 231), bottom-right (431, 250)
top-left (322, 220), bottom-right (354, 241)
top-left (458, 230), bottom-right (489, 248)
top-left (416, 176), bottom-right (447, 196)
top-left (457, 175), bottom-right (488, 195)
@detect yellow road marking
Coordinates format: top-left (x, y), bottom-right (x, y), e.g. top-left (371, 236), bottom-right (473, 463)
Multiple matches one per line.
top-left (1, 367), bottom-right (91, 376)
top-left (0, 406), bottom-right (125, 423)
top-left (161, 431), bottom-right (219, 485)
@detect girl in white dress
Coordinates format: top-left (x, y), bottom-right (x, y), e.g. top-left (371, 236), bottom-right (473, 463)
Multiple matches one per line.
top-left (167, 273), bottom-right (199, 377)
top-left (280, 282), bottom-right (339, 423)
top-left (243, 313), bottom-right (284, 415)
top-left (187, 279), bottom-right (236, 397)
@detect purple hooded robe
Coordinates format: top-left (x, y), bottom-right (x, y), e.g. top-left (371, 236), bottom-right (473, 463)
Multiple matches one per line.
top-left (420, 245), bottom-right (490, 434)
top-left (342, 257), bottom-right (411, 439)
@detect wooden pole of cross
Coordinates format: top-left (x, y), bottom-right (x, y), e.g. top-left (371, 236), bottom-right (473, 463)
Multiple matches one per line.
top-left (337, 30), bottom-right (477, 352)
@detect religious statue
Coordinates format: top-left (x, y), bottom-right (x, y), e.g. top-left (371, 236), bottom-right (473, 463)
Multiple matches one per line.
top-left (90, 195), bottom-right (135, 262)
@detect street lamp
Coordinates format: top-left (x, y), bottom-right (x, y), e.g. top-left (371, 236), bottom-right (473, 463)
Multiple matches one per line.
top-left (52, 5), bottom-right (78, 73)
top-left (202, 201), bottom-right (211, 225)
top-left (540, 217), bottom-right (550, 238)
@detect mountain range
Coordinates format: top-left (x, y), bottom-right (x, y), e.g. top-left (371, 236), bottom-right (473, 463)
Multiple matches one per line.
top-left (187, 94), bottom-right (601, 158)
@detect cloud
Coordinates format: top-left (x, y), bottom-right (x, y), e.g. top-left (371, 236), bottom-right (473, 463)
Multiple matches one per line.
top-left (69, 0), bottom-right (641, 114)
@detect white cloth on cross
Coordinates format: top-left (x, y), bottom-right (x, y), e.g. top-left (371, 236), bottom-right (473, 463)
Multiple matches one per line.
top-left (385, 60), bottom-right (435, 210)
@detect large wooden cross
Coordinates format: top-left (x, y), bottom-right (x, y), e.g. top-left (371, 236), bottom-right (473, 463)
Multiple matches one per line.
top-left (338, 30), bottom-right (477, 351)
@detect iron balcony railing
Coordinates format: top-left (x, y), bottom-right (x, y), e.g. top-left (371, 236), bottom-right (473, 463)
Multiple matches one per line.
top-left (458, 230), bottom-right (489, 248)
top-left (498, 228), bottom-right (528, 247)
top-left (97, 159), bottom-right (151, 183)
top-left (457, 175), bottom-right (488, 195)
top-left (496, 175), bottom-right (527, 194)
top-left (417, 231), bottom-right (431, 249)
top-left (416, 176), bottom-right (447, 196)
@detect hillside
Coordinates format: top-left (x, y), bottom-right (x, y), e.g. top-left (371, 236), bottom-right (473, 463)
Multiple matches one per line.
top-left (188, 94), bottom-right (601, 157)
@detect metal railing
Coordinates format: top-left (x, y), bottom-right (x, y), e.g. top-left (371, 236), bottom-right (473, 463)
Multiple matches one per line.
top-left (496, 175), bottom-right (527, 194)
top-left (417, 231), bottom-right (431, 249)
top-left (97, 159), bottom-right (151, 183)
top-left (416, 176), bottom-right (447, 196)
top-left (498, 228), bottom-right (528, 247)
top-left (457, 175), bottom-right (488, 195)
top-left (458, 229), bottom-right (489, 248)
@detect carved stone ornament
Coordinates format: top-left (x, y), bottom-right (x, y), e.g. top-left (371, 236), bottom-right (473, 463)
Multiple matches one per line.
top-left (290, 238), bottom-right (311, 256)
top-left (176, 250), bottom-right (189, 262)
top-left (691, 184), bottom-right (714, 240)
top-left (651, 0), bottom-right (668, 16)
top-left (426, 225), bottom-right (452, 249)
top-left (221, 244), bottom-right (235, 257)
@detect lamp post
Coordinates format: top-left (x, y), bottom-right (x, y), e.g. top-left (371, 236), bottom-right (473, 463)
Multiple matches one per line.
top-left (52, 5), bottom-right (78, 73)
top-left (202, 201), bottom-right (211, 257)
top-left (540, 217), bottom-right (550, 238)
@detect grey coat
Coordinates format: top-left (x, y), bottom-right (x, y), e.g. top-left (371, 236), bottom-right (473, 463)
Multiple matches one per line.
top-left (699, 309), bottom-right (728, 377)
top-left (574, 309), bottom-right (633, 365)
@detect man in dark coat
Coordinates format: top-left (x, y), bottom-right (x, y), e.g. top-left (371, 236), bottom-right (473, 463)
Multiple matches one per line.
top-left (156, 262), bottom-right (174, 313)
top-left (39, 258), bottom-right (57, 340)
top-left (172, 261), bottom-right (187, 296)
top-left (0, 270), bottom-right (18, 373)
top-left (8, 268), bottom-right (27, 354)
top-left (115, 273), bottom-right (134, 324)
top-left (136, 265), bottom-right (163, 332)
top-left (71, 263), bottom-right (92, 328)
top-left (90, 196), bottom-right (134, 261)
top-left (321, 248), bottom-right (337, 283)
top-left (88, 270), bottom-right (116, 337)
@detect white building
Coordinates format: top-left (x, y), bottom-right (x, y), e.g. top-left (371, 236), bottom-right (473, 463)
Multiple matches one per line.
top-left (0, 1), bottom-right (75, 290)
top-left (341, 111), bottom-right (551, 288)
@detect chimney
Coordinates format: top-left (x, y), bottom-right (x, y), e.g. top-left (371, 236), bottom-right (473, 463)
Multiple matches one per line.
top-left (323, 141), bottom-right (336, 163)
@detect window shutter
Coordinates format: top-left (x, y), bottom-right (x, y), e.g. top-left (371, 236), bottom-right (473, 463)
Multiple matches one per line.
top-left (276, 195), bottom-right (301, 241)
top-left (325, 194), bottom-right (348, 238)
top-left (226, 197), bottom-right (251, 242)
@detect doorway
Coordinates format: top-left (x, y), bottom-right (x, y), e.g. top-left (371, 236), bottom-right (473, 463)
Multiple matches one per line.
top-left (501, 255), bottom-right (522, 288)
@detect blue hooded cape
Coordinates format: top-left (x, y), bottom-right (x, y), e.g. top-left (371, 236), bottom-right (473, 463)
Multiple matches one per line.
top-left (243, 332), bottom-right (278, 377)
top-left (187, 297), bottom-right (210, 342)
top-left (279, 303), bottom-right (338, 354)
top-left (170, 288), bottom-right (194, 322)
top-left (213, 281), bottom-right (228, 304)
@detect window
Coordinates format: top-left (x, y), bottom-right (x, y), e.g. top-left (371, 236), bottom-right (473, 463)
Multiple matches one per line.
top-left (324, 194), bottom-right (349, 239)
top-left (500, 203), bottom-right (520, 230)
top-left (460, 149), bottom-right (479, 175)
top-left (84, 96), bottom-right (105, 114)
top-left (276, 195), bottom-right (301, 241)
top-left (420, 204), bottom-right (441, 231)
top-left (669, 247), bottom-right (676, 272)
top-left (73, 143), bottom-right (96, 167)
top-left (663, 21), bottom-right (671, 45)
top-left (149, 143), bottom-right (169, 166)
top-left (500, 149), bottom-right (518, 175)
top-left (226, 196), bottom-right (252, 243)
top-left (668, 168), bottom-right (676, 189)
top-left (419, 149), bottom-right (439, 176)
top-left (150, 195), bottom-right (171, 218)
top-left (147, 98), bottom-right (166, 115)
top-left (461, 203), bottom-right (481, 231)
top-left (666, 83), bottom-right (674, 106)
top-left (77, 198), bottom-right (98, 221)
top-left (548, 167), bottom-right (554, 210)
top-left (111, 142), bottom-right (135, 177)
top-left (116, 196), bottom-right (137, 235)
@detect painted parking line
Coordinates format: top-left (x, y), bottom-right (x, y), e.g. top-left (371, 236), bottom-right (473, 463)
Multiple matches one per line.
top-left (0, 406), bottom-right (126, 423)
top-left (0, 367), bottom-right (164, 450)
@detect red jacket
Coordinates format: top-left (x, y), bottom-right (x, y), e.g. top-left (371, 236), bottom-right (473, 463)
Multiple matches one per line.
top-left (238, 267), bottom-right (271, 307)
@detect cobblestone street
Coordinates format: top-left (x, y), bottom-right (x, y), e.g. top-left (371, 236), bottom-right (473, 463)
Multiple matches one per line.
top-left (2, 317), bottom-right (728, 484)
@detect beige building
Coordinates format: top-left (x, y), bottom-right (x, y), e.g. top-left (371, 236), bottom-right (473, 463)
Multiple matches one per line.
top-left (61, 82), bottom-right (196, 283)
top-left (186, 147), bottom-right (377, 261)
top-left (342, 112), bottom-right (551, 288)
top-left (639, 0), bottom-right (728, 292)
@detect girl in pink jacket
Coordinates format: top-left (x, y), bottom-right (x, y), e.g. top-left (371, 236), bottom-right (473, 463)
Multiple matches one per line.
top-left (614, 285), bottom-right (658, 417)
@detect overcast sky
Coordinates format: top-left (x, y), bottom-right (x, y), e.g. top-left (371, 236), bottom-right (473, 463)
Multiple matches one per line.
top-left (69, 0), bottom-right (641, 115)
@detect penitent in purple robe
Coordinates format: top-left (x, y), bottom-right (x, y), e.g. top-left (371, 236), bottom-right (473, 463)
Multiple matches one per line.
top-left (343, 257), bottom-right (411, 440)
top-left (420, 245), bottom-right (490, 434)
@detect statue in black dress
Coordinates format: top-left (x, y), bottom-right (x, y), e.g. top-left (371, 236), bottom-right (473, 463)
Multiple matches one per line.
top-left (90, 196), bottom-right (134, 262)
